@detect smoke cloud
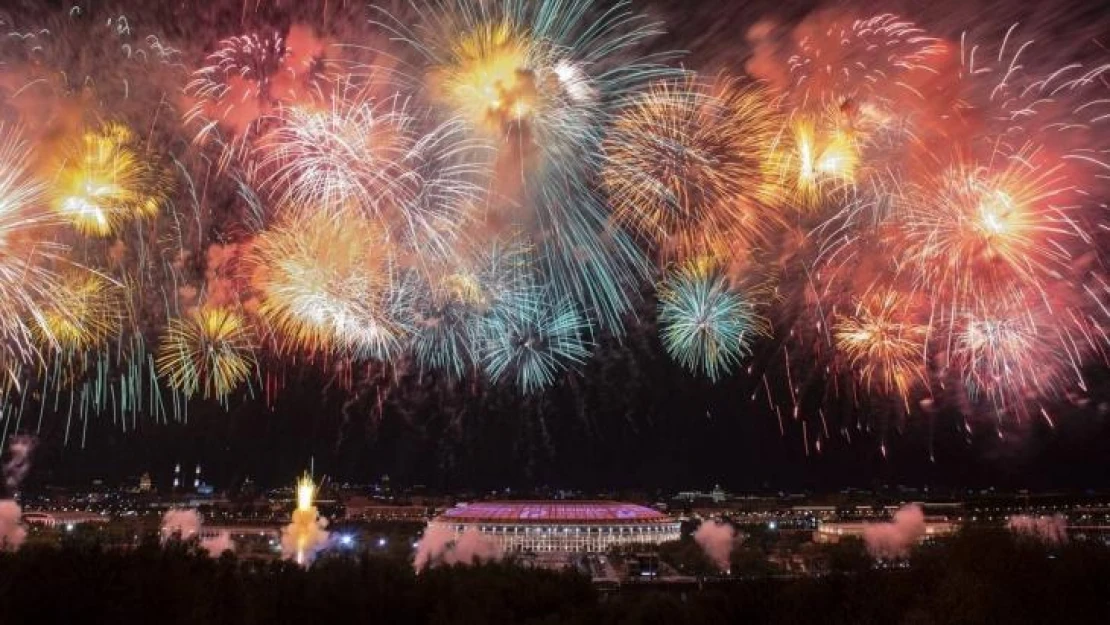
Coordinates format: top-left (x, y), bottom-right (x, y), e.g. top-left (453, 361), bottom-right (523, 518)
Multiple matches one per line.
top-left (201, 531), bottom-right (236, 556)
top-left (0, 436), bottom-right (36, 552)
top-left (413, 525), bottom-right (502, 571)
top-left (1008, 514), bottom-right (1068, 545)
top-left (3, 435), bottom-right (36, 490)
top-left (161, 509), bottom-right (202, 539)
top-left (160, 509), bottom-right (236, 555)
top-left (280, 508), bottom-right (330, 566)
top-left (693, 520), bottom-right (736, 571)
top-left (863, 504), bottom-right (926, 559)
top-left (0, 500), bottom-right (26, 551)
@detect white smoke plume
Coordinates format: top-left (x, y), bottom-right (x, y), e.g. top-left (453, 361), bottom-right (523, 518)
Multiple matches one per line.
top-left (3, 435), bottom-right (36, 490)
top-left (413, 525), bottom-right (502, 571)
top-left (160, 509), bottom-right (236, 555)
top-left (161, 509), bottom-right (202, 540)
top-left (1008, 514), bottom-right (1068, 545)
top-left (200, 531), bottom-right (236, 556)
top-left (693, 520), bottom-right (736, 571)
top-left (863, 504), bottom-right (926, 559)
top-left (0, 436), bottom-right (36, 552)
top-left (413, 524), bottom-right (454, 571)
top-left (0, 500), bottom-right (26, 551)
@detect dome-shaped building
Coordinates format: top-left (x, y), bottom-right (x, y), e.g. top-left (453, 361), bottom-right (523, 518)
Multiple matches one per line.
top-left (427, 501), bottom-right (680, 553)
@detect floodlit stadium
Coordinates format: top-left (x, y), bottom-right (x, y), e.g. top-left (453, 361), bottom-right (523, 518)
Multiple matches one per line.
top-left (429, 501), bottom-right (681, 553)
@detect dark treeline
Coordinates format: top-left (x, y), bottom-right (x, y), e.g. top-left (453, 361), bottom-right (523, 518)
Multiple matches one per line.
top-left (1, 529), bottom-right (1109, 624)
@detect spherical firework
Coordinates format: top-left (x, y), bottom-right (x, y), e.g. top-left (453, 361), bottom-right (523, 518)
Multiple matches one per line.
top-left (259, 96), bottom-right (412, 211)
top-left (0, 124), bottom-right (69, 373)
top-left (602, 76), bottom-right (786, 258)
top-left (380, 0), bottom-right (672, 332)
top-left (657, 259), bottom-right (769, 382)
top-left (833, 288), bottom-right (927, 402)
top-left (257, 93), bottom-right (487, 258)
top-left (250, 213), bottom-right (410, 360)
top-left (436, 19), bottom-right (542, 134)
top-left (480, 291), bottom-right (590, 393)
top-left (899, 145), bottom-right (1079, 305)
top-left (34, 272), bottom-right (122, 352)
top-left (395, 0), bottom-right (628, 153)
top-left (409, 238), bottom-right (537, 377)
top-left (944, 291), bottom-right (1073, 417)
top-left (51, 122), bottom-right (168, 237)
top-left (156, 307), bottom-right (256, 400)
top-left (748, 13), bottom-right (948, 216)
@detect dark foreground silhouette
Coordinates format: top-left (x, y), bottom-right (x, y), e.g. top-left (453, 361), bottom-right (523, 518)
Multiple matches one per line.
top-left (1, 529), bottom-right (1108, 624)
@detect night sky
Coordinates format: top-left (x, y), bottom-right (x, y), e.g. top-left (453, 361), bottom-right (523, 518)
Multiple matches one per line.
top-left (25, 308), bottom-right (1110, 492)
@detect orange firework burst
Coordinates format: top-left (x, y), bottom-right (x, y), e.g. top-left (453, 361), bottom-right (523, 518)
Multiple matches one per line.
top-left (440, 271), bottom-right (488, 309)
top-left (900, 144), bottom-right (1080, 304)
top-left (765, 113), bottom-right (861, 211)
top-left (602, 76), bottom-right (786, 258)
top-left (250, 213), bottom-right (409, 359)
top-left (439, 20), bottom-right (539, 133)
top-left (834, 288), bottom-right (927, 402)
top-left (51, 123), bottom-right (168, 237)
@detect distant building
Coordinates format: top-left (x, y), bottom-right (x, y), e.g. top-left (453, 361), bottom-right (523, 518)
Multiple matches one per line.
top-left (343, 496), bottom-right (428, 522)
top-left (138, 473), bottom-right (153, 493)
top-left (22, 511), bottom-right (109, 528)
top-left (813, 518), bottom-right (959, 544)
top-left (427, 501), bottom-right (681, 554)
top-left (676, 485), bottom-right (729, 503)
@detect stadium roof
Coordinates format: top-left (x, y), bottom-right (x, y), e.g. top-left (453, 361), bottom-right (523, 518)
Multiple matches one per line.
top-left (438, 501), bottom-right (672, 524)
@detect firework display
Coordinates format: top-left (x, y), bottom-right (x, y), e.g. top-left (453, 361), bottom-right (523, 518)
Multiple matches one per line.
top-left (35, 273), bottom-right (122, 353)
top-left (51, 123), bottom-right (169, 237)
top-left (602, 76), bottom-right (786, 258)
top-left (658, 259), bottom-right (769, 382)
top-left (0, 1), bottom-right (1105, 452)
top-left (156, 307), bottom-right (256, 401)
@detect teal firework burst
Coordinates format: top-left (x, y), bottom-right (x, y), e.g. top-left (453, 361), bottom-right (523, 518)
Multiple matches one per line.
top-left (480, 289), bottom-right (591, 393)
top-left (375, 0), bottom-right (678, 333)
top-left (657, 261), bottom-right (768, 381)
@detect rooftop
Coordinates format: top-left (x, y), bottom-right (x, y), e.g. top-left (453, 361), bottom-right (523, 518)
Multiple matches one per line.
top-left (439, 501), bottom-right (672, 524)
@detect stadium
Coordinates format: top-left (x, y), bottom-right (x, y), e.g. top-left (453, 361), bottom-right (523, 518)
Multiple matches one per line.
top-left (428, 501), bottom-right (681, 553)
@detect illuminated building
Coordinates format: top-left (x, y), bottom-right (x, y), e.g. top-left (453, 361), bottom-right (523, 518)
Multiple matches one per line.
top-left (427, 501), bottom-right (680, 553)
top-left (813, 519), bottom-right (959, 543)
